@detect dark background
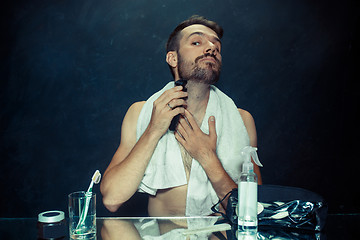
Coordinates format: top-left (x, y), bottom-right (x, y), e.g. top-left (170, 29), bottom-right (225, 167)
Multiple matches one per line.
top-left (1, 0), bottom-right (359, 217)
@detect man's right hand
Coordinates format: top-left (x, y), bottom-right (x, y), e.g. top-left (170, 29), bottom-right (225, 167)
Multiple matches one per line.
top-left (146, 85), bottom-right (188, 138)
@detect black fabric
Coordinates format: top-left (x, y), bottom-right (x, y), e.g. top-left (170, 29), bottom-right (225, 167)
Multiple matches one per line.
top-left (212, 185), bottom-right (328, 239)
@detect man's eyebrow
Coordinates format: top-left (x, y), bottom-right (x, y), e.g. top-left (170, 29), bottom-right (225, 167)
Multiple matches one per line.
top-left (187, 31), bottom-right (222, 45)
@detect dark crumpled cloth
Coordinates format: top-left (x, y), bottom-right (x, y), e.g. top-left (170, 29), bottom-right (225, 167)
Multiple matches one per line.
top-left (212, 185), bottom-right (328, 240)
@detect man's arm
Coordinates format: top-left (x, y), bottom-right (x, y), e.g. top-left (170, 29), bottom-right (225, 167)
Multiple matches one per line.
top-left (100, 86), bottom-right (188, 212)
top-left (101, 219), bottom-right (142, 240)
top-left (174, 108), bottom-right (261, 208)
top-left (239, 109), bottom-right (262, 185)
top-left (100, 101), bottom-right (154, 212)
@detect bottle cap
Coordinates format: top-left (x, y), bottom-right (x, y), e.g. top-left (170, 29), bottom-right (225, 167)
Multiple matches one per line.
top-left (38, 210), bottom-right (65, 223)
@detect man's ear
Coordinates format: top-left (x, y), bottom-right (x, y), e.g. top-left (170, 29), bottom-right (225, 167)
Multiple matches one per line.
top-left (166, 51), bottom-right (178, 68)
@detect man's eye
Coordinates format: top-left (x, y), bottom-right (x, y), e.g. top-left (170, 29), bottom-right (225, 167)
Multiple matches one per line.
top-left (192, 42), bottom-right (200, 46)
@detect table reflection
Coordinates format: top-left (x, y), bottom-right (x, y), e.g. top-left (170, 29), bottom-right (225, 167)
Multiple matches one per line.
top-left (3, 215), bottom-right (356, 239)
top-left (100, 217), bottom-right (226, 240)
top-left (98, 217), bottom-right (322, 240)
top-left (0, 214), bottom-right (354, 240)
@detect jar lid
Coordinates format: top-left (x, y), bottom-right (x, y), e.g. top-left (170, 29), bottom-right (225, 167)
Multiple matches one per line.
top-left (38, 210), bottom-right (65, 223)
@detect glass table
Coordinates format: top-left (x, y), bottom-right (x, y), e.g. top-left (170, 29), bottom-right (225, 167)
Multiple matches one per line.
top-left (0, 214), bottom-right (358, 239)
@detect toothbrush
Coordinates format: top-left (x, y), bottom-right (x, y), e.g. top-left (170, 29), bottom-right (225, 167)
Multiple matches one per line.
top-left (76, 170), bottom-right (101, 231)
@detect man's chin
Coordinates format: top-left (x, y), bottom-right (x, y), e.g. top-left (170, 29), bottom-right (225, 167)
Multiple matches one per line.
top-left (180, 66), bottom-right (220, 85)
top-left (193, 73), bottom-right (220, 85)
top-left (201, 69), bottom-right (220, 84)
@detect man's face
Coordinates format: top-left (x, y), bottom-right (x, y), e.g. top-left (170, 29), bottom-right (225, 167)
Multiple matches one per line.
top-left (176, 24), bottom-right (222, 84)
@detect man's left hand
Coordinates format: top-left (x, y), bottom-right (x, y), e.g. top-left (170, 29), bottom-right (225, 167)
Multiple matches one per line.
top-left (174, 109), bottom-right (217, 165)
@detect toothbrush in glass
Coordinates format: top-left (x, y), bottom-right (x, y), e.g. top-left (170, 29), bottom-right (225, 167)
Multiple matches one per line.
top-left (76, 170), bottom-right (101, 231)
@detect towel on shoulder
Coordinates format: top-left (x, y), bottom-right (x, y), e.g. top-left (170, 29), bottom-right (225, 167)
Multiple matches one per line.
top-left (136, 81), bottom-right (250, 216)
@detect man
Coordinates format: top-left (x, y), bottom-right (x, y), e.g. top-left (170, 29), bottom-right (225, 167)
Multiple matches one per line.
top-left (100, 15), bottom-right (262, 217)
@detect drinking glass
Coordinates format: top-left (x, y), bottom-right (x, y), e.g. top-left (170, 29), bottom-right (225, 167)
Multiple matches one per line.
top-left (68, 191), bottom-right (96, 239)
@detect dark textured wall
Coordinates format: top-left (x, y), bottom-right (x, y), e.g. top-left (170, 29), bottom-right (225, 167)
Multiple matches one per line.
top-left (1, 0), bottom-right (359, 217)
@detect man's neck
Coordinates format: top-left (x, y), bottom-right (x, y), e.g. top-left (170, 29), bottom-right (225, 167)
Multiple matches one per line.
top-left (182, 80), bottom-right (211, 125)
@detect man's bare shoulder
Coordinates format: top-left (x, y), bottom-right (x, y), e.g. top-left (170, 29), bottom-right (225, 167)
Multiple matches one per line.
top-left (128, 101), bottom-right (146, 115)
top-left (120, 101), bottom-right (145, 141)
top-left (238, 108), bottom-right (254, 123)
top-left (123, 101), bottom-right (145, 122)
top-left (238, 108), bottom-right (257, 146)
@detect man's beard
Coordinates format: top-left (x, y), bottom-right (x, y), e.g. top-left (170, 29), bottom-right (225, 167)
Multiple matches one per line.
top-left (177, 52), bottom-right (221, 85)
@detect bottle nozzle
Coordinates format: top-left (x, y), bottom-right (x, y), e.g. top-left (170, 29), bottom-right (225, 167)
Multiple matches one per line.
top-left (241, 146), bottom-right (263, 167)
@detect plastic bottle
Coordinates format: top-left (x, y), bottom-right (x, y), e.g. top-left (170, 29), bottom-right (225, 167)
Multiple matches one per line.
top-left (238, 146), bottom-right (263, 235)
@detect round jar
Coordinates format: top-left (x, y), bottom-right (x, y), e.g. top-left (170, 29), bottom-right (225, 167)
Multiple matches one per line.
top-left (37, 210), bottom-right (66, 239)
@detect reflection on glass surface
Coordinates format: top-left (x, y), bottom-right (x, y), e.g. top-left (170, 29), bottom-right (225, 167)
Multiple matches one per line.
top-left (100, 217), bottom-right (228, 240)
top-left (99, 217), bottom-right (324, 240)
top-left (3, 215), bottom-right (358, 240)
top-left (237, 233), bottom-right (257, 240)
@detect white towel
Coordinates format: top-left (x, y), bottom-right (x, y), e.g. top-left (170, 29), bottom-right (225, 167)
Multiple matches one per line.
top-left (136, 82), bottom-right (250, 216)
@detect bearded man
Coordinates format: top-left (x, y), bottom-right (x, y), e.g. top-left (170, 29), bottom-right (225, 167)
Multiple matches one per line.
top-left (100, 15), bottom-right (262, 217)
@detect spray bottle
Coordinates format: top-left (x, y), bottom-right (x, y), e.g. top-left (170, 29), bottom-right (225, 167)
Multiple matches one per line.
top-left (238, 146), bottom-right (263, 235)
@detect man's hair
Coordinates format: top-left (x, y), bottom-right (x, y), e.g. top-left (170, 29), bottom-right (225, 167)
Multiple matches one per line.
top-left (166, 15), bottom-right (223, 77)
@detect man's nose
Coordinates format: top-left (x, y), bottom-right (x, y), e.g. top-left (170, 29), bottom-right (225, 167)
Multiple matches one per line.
top-left (204, 41), bottom-right (217, 55)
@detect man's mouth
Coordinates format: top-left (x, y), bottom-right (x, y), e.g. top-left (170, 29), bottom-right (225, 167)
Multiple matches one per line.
top-left (200, 57), bottom-right (217, 63)
top-left (195, 54), bottom-right (220, 66)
